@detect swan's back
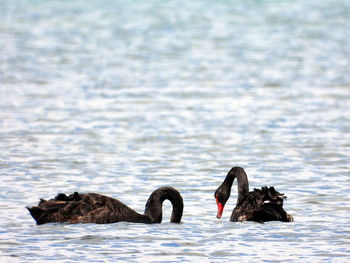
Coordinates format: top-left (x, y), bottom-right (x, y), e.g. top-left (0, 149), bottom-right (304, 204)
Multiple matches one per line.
top-left (231, 186), bottom-right (292, 222)
top-left (27, 192), bottom-right (147, 224)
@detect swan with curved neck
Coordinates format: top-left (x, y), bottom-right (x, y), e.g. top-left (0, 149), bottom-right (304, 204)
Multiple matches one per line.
top-left (27, 187), bottom-right (184, 224)
top-left (214, 166), bottom-right (293, 222)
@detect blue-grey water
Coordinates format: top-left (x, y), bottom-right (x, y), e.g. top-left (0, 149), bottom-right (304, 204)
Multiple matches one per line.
top-left (1, 0), bottom-right (350, 262)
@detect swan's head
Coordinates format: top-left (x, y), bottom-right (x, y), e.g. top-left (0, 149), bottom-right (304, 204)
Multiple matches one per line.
top-left (214, 185), bottom-right (230, 219)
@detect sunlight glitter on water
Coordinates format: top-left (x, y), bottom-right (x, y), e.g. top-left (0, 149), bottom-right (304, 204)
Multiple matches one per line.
top-left (1, 0), bottom-right (350, 262)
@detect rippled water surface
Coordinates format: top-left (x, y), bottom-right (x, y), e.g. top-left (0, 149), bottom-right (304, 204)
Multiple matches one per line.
top-left (1, 0), bottom-right (350, 262)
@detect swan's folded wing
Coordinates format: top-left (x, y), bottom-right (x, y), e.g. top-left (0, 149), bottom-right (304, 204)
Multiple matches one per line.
top-left (79, 194), bottom-right (149, 224)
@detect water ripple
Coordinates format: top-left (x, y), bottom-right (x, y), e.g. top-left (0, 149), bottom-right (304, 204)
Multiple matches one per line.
top-left (1, 0), bottom-right (350, 261)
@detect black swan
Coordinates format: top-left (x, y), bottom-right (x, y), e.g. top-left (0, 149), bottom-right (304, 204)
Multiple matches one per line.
top-left (27, 187), bottom-right (184, 224)
top-left (214, 166), bottom-right (293, 222)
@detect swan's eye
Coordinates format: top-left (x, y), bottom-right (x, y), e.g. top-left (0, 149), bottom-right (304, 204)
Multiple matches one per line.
top-left (215, 192), bottom-right (223, 203)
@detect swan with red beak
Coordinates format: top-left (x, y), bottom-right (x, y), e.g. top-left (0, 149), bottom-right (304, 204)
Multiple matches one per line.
top-left (214, 166), bottom-right (293, 222)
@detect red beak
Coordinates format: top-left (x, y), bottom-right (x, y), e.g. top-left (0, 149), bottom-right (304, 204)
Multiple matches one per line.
top-left (216, 196), bottom-right (224, 219)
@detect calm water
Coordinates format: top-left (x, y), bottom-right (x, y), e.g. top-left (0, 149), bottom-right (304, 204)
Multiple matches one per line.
top-left (1, 0), bottom-right (350, 262)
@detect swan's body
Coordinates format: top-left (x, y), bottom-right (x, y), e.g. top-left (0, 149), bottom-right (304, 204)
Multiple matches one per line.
top-left (27, 187), bottom-right (183, 224)
top-left (214, 167), bottom-right (293, 222)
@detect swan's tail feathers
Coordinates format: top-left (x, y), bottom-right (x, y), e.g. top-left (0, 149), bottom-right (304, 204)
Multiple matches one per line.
top-left (256, 186), bottom-right (293, 222)
top-left (26, 206), bottom-right (44, 225)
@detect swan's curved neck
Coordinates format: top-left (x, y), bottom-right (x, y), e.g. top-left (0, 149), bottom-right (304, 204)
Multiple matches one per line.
top-left (144, 187), bottom-right (183, 223)
top-left (227, 167), bottom-right (249, 202)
